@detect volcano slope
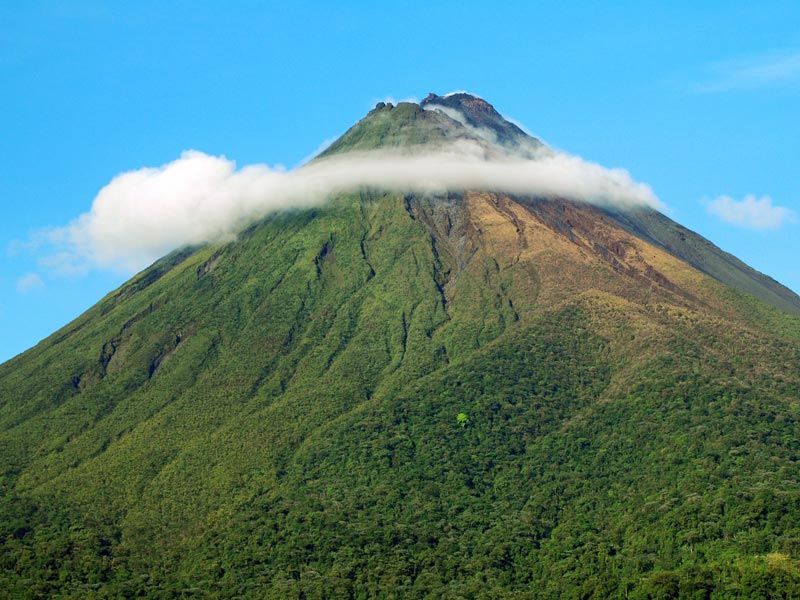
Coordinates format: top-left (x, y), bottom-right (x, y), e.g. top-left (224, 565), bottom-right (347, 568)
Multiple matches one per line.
top-left (2, 94), bottom-right (800, 598)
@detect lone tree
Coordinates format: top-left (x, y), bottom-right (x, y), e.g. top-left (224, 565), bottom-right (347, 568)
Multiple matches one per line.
top-left (457, 412), bottom-right (471, 428)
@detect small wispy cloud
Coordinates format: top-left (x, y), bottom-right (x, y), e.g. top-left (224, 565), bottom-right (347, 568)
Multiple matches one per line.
top-left (296, 136), bottom-right (336, 167)
top-left (442, 90), bottom-right (472, 98)
top-left (379, 95), bottom-right (419, 106)
top-left (16, 272), bottom-right (44, 294)
top-left (693, 49), bottom-right (800, 93)
top-left (706, 194), bottom-right (795, 230)
top-left (7, 238), bottom-right (39, 257)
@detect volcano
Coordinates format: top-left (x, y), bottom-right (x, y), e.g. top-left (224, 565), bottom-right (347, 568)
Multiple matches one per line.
top-left (2, 93), bottom-right (799, 598)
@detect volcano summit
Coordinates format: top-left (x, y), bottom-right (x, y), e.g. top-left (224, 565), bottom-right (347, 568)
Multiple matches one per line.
top-left (2, 93), bottom-right (799, 598)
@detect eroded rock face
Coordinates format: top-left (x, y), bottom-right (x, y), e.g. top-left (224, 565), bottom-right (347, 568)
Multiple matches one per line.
top-left (421, 92), bottom-right (537, 147)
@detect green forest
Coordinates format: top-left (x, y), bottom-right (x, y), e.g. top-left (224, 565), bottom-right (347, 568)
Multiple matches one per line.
top-left (1, 187), bottom-right (799, 598)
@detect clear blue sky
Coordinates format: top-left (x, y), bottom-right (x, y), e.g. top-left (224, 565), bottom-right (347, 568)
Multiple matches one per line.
top-left (2, 1), bottom-right (799, 363)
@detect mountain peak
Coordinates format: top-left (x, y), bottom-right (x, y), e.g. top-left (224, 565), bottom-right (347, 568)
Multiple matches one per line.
top-left (319, 91), bottom-right (542, 158)
top-left (5, 89), bottom-right (800, 598)
top-left (420, 91), bottom-right (530, 145)
top-left (421, 91), bottom-right (503, 122)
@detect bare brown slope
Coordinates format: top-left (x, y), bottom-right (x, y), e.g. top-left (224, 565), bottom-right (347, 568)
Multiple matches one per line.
top-left (421, 191), bottom-right (766, 328)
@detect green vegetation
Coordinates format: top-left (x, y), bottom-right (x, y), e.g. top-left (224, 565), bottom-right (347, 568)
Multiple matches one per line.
top-left (319, 102), bottom-right (457, 157)
top-left (1, 189), bottom-right (798, 598)
top-left (2, 98), bottom-right (800, 597)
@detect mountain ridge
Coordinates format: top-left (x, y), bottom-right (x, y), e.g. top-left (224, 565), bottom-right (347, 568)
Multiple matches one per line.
top-left (320, 91), bottom-right (544, 159)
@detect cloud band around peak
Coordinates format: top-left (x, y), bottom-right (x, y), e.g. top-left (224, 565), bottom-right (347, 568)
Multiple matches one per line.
top-left (31, 144), bottom-right (661, 274)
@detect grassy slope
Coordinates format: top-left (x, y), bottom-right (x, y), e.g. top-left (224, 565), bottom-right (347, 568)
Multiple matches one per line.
top-left (1, 192), bottom-right (799, 598)
top-left (0, 191), bottom-right (511, 596)
top-left (194, 298), bottom-right (800, 599)
top-left (319, 103), bottom-right (456, 157)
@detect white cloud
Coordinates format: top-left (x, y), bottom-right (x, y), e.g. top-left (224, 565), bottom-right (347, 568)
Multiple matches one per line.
top-left (25, 142), bottom-right (660, 275)
top-left (16, 272), bottom-right (44, 294)
top-left (693, 49), bottom-right (800, 93)
top-left (706, 194), bottom-right (795, 230)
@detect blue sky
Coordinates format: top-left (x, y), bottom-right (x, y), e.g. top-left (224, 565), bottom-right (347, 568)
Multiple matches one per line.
top-left (2, 1), bottom-right (799, 362)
